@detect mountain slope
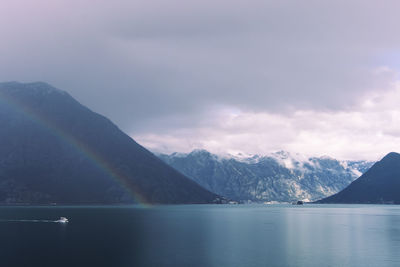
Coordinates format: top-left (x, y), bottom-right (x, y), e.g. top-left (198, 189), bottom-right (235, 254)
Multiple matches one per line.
top-left (0, 82), bottom-right (220, 204)
top-left (158, 150), bottom-right (374, 202)
top-left (318, 152), bottom-right (400, 204)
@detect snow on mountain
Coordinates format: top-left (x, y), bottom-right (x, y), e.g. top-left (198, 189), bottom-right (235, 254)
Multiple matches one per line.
top-left (157, 150), bottom-right (375, 203)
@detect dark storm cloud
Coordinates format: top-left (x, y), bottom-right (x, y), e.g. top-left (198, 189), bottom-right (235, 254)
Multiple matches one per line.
top-left (1, 0), bottom-right (400, 134)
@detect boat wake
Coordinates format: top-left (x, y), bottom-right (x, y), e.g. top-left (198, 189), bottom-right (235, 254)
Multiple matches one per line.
top-left (0, 219), bottom-right (57, 223)
top-left (0, 217), bottom-right (69, 224)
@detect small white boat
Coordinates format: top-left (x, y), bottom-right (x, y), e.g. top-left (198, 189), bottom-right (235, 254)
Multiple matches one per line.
top-left (56, 217), bottom-right (69, 223)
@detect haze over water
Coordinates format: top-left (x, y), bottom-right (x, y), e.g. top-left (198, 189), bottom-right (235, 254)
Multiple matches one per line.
top-left (1, 205), bottom-right (399, 267)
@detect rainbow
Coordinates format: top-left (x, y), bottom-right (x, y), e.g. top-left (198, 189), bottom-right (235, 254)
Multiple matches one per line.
top-left (0, 89), bottom-right (150, 206)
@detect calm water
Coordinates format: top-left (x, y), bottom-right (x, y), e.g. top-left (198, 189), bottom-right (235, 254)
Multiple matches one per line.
top-left (1, 204), bottom-right (400, 267)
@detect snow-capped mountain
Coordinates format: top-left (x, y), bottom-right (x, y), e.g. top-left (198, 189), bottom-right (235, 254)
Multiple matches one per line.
top-left (158, 149), bottom-right (374, 203)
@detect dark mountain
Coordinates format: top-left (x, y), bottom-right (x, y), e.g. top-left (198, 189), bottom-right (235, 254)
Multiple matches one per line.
top-left (0, 82), bottom-right (221, 204)
top-left (318, 152), bottom-right (400, 204)
top-left (158, 150), bottom-right (374, 203)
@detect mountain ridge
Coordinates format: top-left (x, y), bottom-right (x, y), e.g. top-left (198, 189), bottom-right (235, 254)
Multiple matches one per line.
top-left (0, 81), bottom-right (221, 204)
top-left (158, 149), bottom-right (374, 203)
top-left (318, 152), bottom-right (400, 204)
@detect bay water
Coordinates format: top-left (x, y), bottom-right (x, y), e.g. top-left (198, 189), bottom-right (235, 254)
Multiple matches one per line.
top-left (1, 204), bottom-right (399, 267)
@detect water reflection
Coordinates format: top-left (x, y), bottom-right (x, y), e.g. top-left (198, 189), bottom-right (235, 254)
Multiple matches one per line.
top-left (281, 206), bottom-right (400, 267)
top-left (0, 205), bottom-right (400, 267)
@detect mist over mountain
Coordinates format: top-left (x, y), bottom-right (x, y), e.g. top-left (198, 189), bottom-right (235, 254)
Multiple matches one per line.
top-left (0, 82), bottom-right (221, 204)
top-left (318, 152), bottom-right (400, 204)
top-left (158, 150), bottom-right (374, 203)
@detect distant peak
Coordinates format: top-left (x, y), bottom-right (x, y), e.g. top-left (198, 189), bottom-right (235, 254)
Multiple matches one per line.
top-left (319, 155), bottom-right (336, 160)
top-left (169, 152), bottom-right (188, 158)
top-left (190, 149), bottom-right (211, 155)
top-left (381, 152), bottom-right (400, 161)
top-left (271, 150), bottom-right (291, 158)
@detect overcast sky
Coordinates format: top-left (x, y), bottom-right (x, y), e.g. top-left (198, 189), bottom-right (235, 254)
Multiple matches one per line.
top-left (1, 0), bottom-right (400, 160)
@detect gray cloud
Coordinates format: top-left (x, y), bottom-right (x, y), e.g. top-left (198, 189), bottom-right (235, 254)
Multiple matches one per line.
top-left (1, 0), bottom-right (400, 148)
top-left (136, 82), bottom-right (400, 161)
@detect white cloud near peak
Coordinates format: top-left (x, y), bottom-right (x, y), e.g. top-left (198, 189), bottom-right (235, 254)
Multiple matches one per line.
top-left (135, 69), bottom-right (400, 161)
